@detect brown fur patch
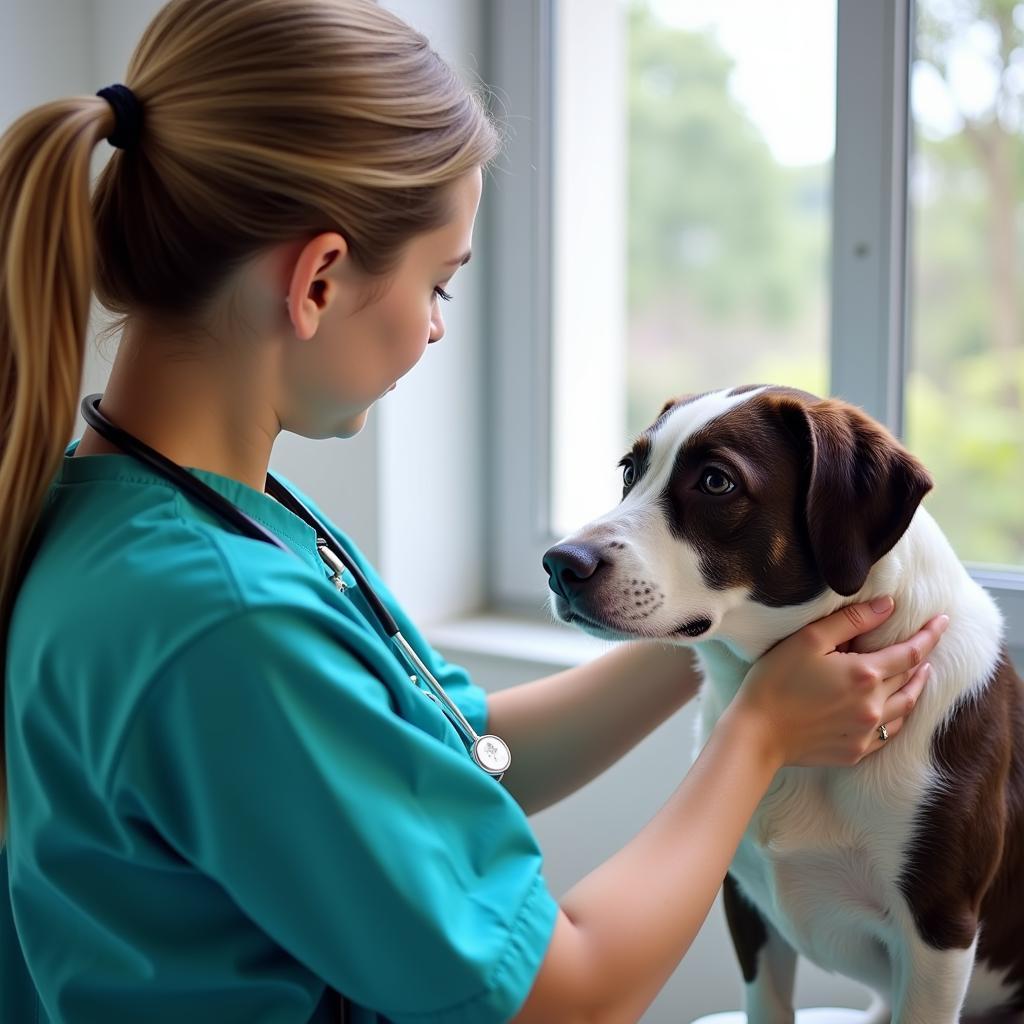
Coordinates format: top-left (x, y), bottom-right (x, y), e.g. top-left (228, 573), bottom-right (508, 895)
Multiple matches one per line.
top-left (657, 388), bottom-right (932, 604)
top-left (898, 649), bottom-right (1024, 1009)
top-left (723, 873), bottom-right (768, 984)
top-left (781, 395), bottom-right (933, 595)
top-left (658, 390), bottom-right (825, 606)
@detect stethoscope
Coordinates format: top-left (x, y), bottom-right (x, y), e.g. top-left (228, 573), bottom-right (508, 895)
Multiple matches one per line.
top-left (80, 394), bottom-right (512, 781)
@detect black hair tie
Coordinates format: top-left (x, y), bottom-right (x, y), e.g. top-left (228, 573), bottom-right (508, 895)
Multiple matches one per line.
top-left (96, 84), bottom-right (144, 151)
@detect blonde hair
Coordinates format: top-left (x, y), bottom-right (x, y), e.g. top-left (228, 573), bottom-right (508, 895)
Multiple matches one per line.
top-left (0, 0), bottom-right (502, 830)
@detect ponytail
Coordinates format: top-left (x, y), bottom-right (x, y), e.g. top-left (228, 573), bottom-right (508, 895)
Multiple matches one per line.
top-left (0, 96), bottom-right (115, 833)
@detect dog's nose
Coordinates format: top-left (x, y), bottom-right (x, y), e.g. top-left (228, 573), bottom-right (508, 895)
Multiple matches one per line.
top-left (543, 542), bottom-right (605, 600)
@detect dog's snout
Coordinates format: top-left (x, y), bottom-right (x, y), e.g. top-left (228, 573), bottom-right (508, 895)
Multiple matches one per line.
top-left (543, 542), bottom-right (606, 600)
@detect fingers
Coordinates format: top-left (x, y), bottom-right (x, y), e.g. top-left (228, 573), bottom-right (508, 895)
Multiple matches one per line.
top-left (877, 651), bottom-right (932, 696)
top-left (801, 595), bottom-right (897, 653)
top-left (853, 662), bottom-right (931, 763)
top-left (880, 662), bottom-right (931, 723)
top-left (872, 614), bottom-right (949, 687)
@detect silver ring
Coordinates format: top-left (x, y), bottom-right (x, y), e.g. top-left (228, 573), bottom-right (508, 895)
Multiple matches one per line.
top-left (877, 723), bottom-right (889, 743)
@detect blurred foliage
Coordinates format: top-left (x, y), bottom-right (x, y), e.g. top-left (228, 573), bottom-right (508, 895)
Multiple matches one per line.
top-left (908, 0), bottom-right (1024, 568)
top-left (624, 0), bottom-right (830, 432)
top-left (624, 0), bottom-right (1023, 568)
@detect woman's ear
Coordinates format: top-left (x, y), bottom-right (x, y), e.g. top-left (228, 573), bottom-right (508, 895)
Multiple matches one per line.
top-left (285, 232), bottom-right (349, 341)
top-left (780, 397), bottom-right (934, 596)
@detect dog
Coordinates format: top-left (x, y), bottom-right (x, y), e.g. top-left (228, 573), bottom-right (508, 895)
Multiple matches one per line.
top-left (542, 385), bottom-right (1024, 1024)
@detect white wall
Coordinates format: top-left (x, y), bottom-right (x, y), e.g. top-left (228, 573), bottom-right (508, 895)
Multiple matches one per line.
top-left (374, 0), bottom-right (490, 620)
top-left (0, 0), bottom-right (92, 129)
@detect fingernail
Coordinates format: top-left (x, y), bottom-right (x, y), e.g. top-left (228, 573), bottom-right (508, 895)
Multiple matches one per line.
top-left (922, 663), bottom-right (932, 680)
top-left (938, 614), bottom-right (950, 631)
top-left (870, 596), bottom-right (894, 614)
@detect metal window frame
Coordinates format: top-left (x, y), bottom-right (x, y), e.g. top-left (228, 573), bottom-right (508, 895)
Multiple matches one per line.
top-left (831, 0), bottom-right (912, 434)
top-left (487, 0), bottom-right (559, 607)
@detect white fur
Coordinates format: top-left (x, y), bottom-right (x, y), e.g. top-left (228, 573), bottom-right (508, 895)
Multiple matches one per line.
top-left (554, 389), bottom-right (1018, 1021)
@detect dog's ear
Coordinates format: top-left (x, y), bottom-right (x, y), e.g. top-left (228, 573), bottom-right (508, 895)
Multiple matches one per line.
top-left (779, 398), bottom-right (933, 596)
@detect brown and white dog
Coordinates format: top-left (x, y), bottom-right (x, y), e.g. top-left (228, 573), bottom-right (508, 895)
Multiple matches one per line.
top-left (543, 385), bottom-right (1024, 1024)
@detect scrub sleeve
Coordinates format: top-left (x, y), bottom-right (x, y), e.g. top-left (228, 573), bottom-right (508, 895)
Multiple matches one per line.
top-left (111, 603), bottom-right (558, 1023)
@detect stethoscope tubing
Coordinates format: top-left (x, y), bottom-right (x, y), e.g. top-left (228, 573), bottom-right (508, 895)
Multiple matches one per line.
top-left (79, 394), bottom-right (510, 779)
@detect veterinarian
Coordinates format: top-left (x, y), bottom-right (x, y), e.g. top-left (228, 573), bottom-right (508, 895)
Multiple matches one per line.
top-left (0, 2), bottom-right (949, 1021)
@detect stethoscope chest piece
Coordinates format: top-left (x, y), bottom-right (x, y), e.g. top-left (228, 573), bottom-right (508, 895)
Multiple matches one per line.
top-left (472, 735), bottom-right (512, 778)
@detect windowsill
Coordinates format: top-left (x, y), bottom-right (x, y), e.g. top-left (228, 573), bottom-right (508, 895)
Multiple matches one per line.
top-left (424, 580), bottom-right (1024, 676)
top-left (425, 609), bottom-right (615, 669)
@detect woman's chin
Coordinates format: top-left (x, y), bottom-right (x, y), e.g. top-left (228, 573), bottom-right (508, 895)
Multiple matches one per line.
top-left (335, 408), bottom-right (370, 438)
top-left (330, 387), bottom-right (397, 438)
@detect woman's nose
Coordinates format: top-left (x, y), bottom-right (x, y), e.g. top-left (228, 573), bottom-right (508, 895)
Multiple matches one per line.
top-left (429, 310), bottom-right (445, 344)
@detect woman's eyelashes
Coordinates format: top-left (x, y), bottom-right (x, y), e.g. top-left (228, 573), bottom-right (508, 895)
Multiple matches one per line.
top-left (433, 286), bottom-right (453, 302)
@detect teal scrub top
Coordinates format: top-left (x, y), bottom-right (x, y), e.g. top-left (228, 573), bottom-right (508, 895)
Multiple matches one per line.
top-left (2, 439), bottom-right (558, 1023)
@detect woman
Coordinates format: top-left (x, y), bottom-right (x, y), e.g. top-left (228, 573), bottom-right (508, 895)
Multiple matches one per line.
top-left (0, 1), bottom-right (946, 1021)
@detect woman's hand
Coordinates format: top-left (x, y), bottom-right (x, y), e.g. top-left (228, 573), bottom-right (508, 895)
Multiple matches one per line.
top-left (731, 596), bottom-right (949, 768)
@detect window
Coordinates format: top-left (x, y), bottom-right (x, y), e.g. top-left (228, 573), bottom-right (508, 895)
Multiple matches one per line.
top-left (489, 0), bottom-right (1023, 629)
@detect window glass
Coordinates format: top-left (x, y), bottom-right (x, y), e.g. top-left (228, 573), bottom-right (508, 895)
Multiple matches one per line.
top-left (906, 0), bottom-right (1024, 570)
top-left (624, 0), bottom-right (836, 437)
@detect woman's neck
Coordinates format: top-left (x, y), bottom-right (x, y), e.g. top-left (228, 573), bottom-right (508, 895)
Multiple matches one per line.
top-left (75, 329), bottom-right (281, 493)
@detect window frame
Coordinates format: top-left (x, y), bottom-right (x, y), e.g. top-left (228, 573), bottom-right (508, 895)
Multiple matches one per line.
top-left (486, 0), bottom-right (1024, 634)
top-left (487, 0), bottom-right (557, 606)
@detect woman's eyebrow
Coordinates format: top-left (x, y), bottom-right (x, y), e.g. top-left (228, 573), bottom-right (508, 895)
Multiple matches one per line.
top-left (443, 250), bottom-right (472, 268)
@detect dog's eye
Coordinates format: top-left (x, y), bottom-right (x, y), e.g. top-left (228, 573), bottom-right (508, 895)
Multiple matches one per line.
top-left (700, 468), bottom-right (735, 495)
top-left (620, 458), bottom-right (637, 493)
